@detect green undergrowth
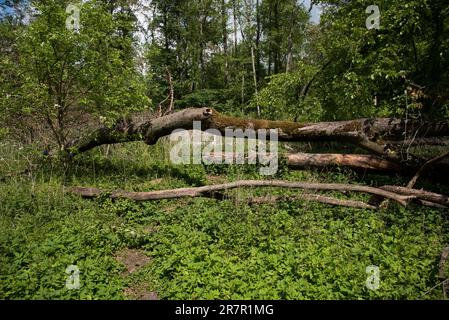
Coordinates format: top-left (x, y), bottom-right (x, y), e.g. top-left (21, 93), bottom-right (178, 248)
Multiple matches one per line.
top-left (1, 141), bottom-right (448, 299)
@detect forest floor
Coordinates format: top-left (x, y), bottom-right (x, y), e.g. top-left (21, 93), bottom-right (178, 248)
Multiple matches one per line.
top-left (1, 140), bottom-right (449, 299)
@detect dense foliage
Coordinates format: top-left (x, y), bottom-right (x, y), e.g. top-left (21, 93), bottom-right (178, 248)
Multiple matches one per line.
top-left (1, 0), bottom-right (149, 148)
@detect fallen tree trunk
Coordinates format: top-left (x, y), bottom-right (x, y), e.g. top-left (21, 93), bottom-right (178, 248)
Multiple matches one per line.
top-left (203, 152), bottom-right (404, 173)
top-left (65, 108), bottom-right (215, 153)
top-left (65, 108), bottom-right (449, 164)
top-left (285, 153), bottom-right (402, 172)
top-left (285, 152), bottom-right (449, 183)
top-left (68, 180), bottom-right (415, 206)
top-left (59, 107), bottom-right (449, 181)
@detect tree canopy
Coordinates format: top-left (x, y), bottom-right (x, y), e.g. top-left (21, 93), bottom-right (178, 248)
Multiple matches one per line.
top-left (0, 0), bottom-right (448, 147)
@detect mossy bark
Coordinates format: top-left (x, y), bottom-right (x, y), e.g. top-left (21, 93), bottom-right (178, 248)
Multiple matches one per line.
top-left (64, 107), bottom-right (449, 173)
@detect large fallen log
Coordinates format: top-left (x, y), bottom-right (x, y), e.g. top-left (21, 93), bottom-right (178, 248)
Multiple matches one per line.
top-left (59, 107), bottom-right (449, 182)
top-left (285, 153), bottom-right (402, 172)
top-left (203, 152), bottom-right (403, 173)
top-left (68, 180), bottom-right (415, 206)
top-left (286, 152), bottom-right (449, 184)
top-left (65, 108), bottom-right (449, 164)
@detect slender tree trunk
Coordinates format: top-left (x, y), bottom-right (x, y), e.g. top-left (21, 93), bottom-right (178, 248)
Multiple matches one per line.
top-left (268, 52), bottom-right (272, 76)
top-left (232, 0), bottom-right (238, 55)
top-left (199, 16), bottom-right (205, 90)
top-left (241, 74), bottom-right (245, 105)
top-left (273, 0), bottom-right (280, 74)
top-left (285, 10), bottom-right (294, 73)
top-left (429, 1), bottom-right (443, 84)
top-left (222, 0), bottom-right (230, 85)
top-left (255, 0), bottom-right (261, 82)
top-left (166, 68), bottom-right (174, 114)
top-left (250, 45), bottom-right (259, 115)
top-left (286, 33), bottom-right (293, 73)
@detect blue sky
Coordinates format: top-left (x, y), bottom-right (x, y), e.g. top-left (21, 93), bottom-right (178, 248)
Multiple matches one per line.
top-left (303, 0), bottom-right (323, 24)
top-left (0, 0), bottom-right (20, 19)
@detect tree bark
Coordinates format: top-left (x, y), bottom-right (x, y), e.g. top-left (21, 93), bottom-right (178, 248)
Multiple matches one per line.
top-left (203, 152), bottom-right (402, 173)
top-left (286, 153), bottom-right (402, 172)
top-left (64, 107), bottom-right (449, 170)
top-left (221, 0), bottom-right (230, 85)
top-left (232, 0), bottom-right (238, 55)
top-left (255, 0), bottom-right (261, 83)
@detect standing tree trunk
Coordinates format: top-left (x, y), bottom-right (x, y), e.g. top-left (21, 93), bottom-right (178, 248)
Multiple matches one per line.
top-left (255, 0), bottom-right (261, 82)
top-left (285, 32), bottom-right (293, 73)
top-left (232, 0), bottom-right (238, 56)
top-left (241, 74), bottom-right (245, 106)
top-left (222, 0), bottom-right (230, 85)
top-left (251, 45), bottom-right (259, 115)
top-left (273, 0), bottom-right (280, 74)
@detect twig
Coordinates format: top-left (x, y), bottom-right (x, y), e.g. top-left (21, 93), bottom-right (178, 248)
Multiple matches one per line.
top-left (420, 278), bottom-right (449, 299)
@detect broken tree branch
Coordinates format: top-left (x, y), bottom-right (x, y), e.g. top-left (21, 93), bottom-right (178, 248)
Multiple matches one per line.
top-left (67, 179), bottom-right (415, 206)
top-left (380, 185), bottom-right (449, 208)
